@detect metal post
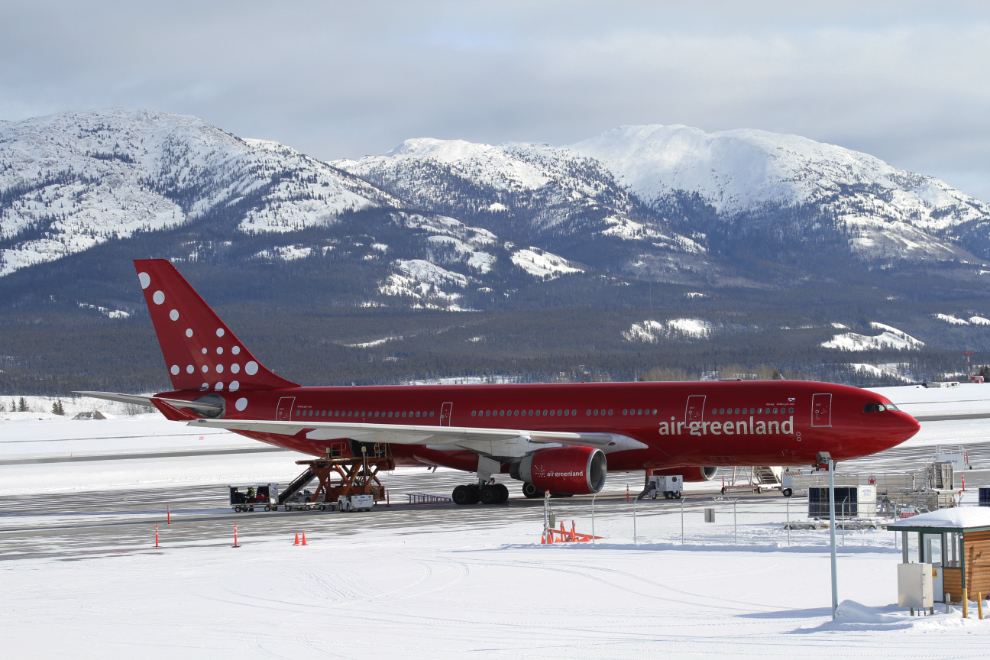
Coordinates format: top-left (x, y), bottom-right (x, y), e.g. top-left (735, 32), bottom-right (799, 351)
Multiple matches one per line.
top-left (787, 495), bottom-right (790, 547)
top-left (829, 459), bottom-right (839, 620)
top-left (902, 531), bottom-right (909, 563)
top-left (591, 492), bottom-right (597, 544)
top-left (543, 490), bottom-right (550, 543)
top-left (680, 496), bottom-right (685, 545)
top-left (734, 499), bottom-right (738, 545)
top-left (841, 498), bottom-right (847, 547)
top-left (633, 492), bottom-right (639, 545)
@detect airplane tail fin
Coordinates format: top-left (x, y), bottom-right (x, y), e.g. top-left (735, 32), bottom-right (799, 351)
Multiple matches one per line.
top-left (134, 259), bottom-right (297, 393)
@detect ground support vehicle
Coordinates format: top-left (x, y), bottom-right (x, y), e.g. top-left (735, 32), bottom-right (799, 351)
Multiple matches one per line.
top-left (230, 484), bottom-right (279, 512)
top-left (645, 475), bottom-right (683, 499)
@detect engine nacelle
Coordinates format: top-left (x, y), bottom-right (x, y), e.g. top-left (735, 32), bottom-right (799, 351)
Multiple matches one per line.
top-left (649, 466), bottom-right (717, 482)
top-left (511, 446), bottom-right (607, 495)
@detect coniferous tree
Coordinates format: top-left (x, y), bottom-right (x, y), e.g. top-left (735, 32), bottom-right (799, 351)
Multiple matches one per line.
top-left (52, 399), bottom-right (65, 415)
top-left (18, 397), bottom-right (28, 412)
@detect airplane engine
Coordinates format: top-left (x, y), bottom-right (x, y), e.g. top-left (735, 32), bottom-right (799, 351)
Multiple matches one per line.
top-left (511, 446), bottom-right (607, 495)
top-left (649, 466), bottom-right (718, 482)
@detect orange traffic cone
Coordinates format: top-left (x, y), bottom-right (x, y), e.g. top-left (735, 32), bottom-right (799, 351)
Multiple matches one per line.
top-left (541, 533), bottom-right (546, 544)
top-left (294, 533), bottom-right (300, 546)
top-left (301, 532), bottom-right (307, 546)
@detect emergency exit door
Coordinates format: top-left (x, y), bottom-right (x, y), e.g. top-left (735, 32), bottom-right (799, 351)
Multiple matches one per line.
top-left (440, 402), bottom-right (453, 426)
top-left (685, 395), bottom-right (706, 424)
top-left (812, 393), bottom-right (832, 427)
top-left (276, 397), bottom-right (295, 421)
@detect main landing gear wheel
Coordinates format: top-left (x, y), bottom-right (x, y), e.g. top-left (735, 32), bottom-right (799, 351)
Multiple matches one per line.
top-left (522, 483), bottom-right (541, 499)
top-left (452, 484), bottom-right (481, 505)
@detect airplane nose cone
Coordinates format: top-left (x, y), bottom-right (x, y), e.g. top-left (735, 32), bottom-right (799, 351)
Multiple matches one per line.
top-left (901, 413), bottom-right (921, 439)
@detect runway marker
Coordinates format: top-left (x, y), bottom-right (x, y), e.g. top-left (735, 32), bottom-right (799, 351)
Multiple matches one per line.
top-left (233, 525), bottom-right (239, 548)
top-left (167, 505), bottom-right (170, 524)
top-left (155, 524), bottom-right (159, 548)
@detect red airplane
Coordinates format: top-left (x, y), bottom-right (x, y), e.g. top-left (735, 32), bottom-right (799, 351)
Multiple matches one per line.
top-left (79, 259), bottom-right (920, 505)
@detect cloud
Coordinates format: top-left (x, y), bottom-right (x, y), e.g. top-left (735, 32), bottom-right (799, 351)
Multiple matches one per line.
top-left (2, 1), bottom-right (990, 200)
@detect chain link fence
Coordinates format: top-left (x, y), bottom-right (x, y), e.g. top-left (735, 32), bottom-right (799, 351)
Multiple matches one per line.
top-left (541, 495), bottom-right (905, 549)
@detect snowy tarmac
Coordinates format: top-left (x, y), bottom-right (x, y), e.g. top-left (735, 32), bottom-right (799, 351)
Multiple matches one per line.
top-left (4, 384), bottom-right (990, 657)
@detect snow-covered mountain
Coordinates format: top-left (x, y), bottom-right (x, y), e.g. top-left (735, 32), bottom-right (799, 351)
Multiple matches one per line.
top-left (3, 109), bottom-right (990, 315)
top-left (571, 125), bottom-right (990, 262)
top-left (0, 109), bottom-right (399, 277)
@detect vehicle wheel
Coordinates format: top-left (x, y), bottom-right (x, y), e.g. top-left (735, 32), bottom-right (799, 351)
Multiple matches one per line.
top-left (480, 485), bottom-right (498, 505)
top-left (496, 483), bottom-right (509, 503)
top-left (673, 491), bottom-right (682, 500)
top-left (264, 505), bottom-right (270, 512)
top-left (782, 488), bottom-right (793, 497)
top-left (249, 507), bottom-right (254, 512)
top-left (522, 483), bottom-right (540, 499)
top-left (663, 492), bottom-right (671, 500)
top-left (466, 484), bottom-right (481, 504)
top-left (452, 485), bottom-right (471, 505)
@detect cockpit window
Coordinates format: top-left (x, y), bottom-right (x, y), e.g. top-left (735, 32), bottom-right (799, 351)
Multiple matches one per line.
top-left (863, 403), bottom-right (875, 412)
top-left (876, 404), bottom-right (886, 411)
top-left (886, 403), bottom-right (898, 411)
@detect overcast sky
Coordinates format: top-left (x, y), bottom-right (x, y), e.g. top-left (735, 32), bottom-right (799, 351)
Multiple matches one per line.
top-left (3, 1), bottom-right (990, 200)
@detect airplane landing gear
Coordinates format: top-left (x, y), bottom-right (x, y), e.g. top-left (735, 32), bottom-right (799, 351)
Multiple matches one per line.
top-left (522, 482), bottom-right (541, 499)
top-left (452, 484), bottom-right (480, 505)
top-left (453, 482), bottom-right (509, 505)
top-left (480, 483), bottom-right (509, 504)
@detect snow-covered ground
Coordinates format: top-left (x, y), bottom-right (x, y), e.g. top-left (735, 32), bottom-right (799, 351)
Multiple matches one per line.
top-left (5, 383), bottom-right (990, 657)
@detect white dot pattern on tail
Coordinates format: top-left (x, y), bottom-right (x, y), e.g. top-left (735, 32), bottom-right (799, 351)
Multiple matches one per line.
top-left (230, 381), bottom-right (239, 391)
top-left (217, 347), bottom-right (223, 354)
top-left (235, 398), bottom-right (248, 411)
top-left (245, 361), bottom-right (258, 375)
top-left (216, 328), bottom-right (225, 337)
top-left (170, 365), bottom-right (179, 375)
top-left (153, 291), bottom-right (165, 305)
top-left (201, 365), bottom-right (208, 373)
top-left (215, 382), bottom-right (224, 390)
top-left (138, 273), bottom-right (151, 289)
top-left (232, 346), bottom-right (241, 355)
top-left (231, 364), bottom-right (240, 374)
top-left (186, 365), bottom-right (194, 374)
top-left (169, 310), bottom-right (179, 321)
top-left (216, 365), bottom-right (224, 373)
top-left (186, 329), bottom-right (193, 338)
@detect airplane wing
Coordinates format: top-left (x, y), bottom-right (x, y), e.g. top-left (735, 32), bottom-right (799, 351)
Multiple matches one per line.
top-left (184, 417), bottom-right (645, 458)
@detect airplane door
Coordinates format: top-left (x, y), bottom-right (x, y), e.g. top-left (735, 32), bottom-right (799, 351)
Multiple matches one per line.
top-left (812, 393), bottom-right (832, 428)
top-left (276, 397), bottom-right (295, 421)
top-left (685, 395), bottom-right (706, 424)
top-left (440, 402), bottom-right (453, 426)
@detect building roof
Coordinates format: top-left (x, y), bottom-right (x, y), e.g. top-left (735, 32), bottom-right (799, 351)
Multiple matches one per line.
top-left (888, 507), bottom-right (990, 530)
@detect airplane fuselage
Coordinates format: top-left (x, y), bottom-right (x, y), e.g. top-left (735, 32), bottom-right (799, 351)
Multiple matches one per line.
top-left (158, 379), bottom-right (919, 473)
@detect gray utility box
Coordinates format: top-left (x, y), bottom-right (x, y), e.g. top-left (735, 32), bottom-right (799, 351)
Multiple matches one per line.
top-left (704, 508), bottom-right (715, 523)
top-left (338, 494), bottom-right (374, 512)
top-left (808, 485), bottom-right (877, 519)
top-left (898, 563), bottom-right (934, 609)
top-left (647, 475), bottom-right (683, 499)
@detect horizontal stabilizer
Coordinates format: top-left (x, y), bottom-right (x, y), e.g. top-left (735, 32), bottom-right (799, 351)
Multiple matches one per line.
top-left (74, 391), bottom-right (224, 415)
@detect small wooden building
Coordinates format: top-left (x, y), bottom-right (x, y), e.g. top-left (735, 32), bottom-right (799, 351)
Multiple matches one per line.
top-left (889, 508), bottom-right (990, 604)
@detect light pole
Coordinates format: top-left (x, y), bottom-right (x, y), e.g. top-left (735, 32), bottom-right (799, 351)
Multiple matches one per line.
top-left (818, 451), bottom-right (839, 620)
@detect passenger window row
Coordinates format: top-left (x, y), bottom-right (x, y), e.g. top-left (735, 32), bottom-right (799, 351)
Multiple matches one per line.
top-left (712, 407), bottom-right (793, 415)
top-left (297, 409), bottom-right (435, 419)
top-left (471, 409), bottom-right (579, 417)
top-left (622, 409), bottom-right (657, 416)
